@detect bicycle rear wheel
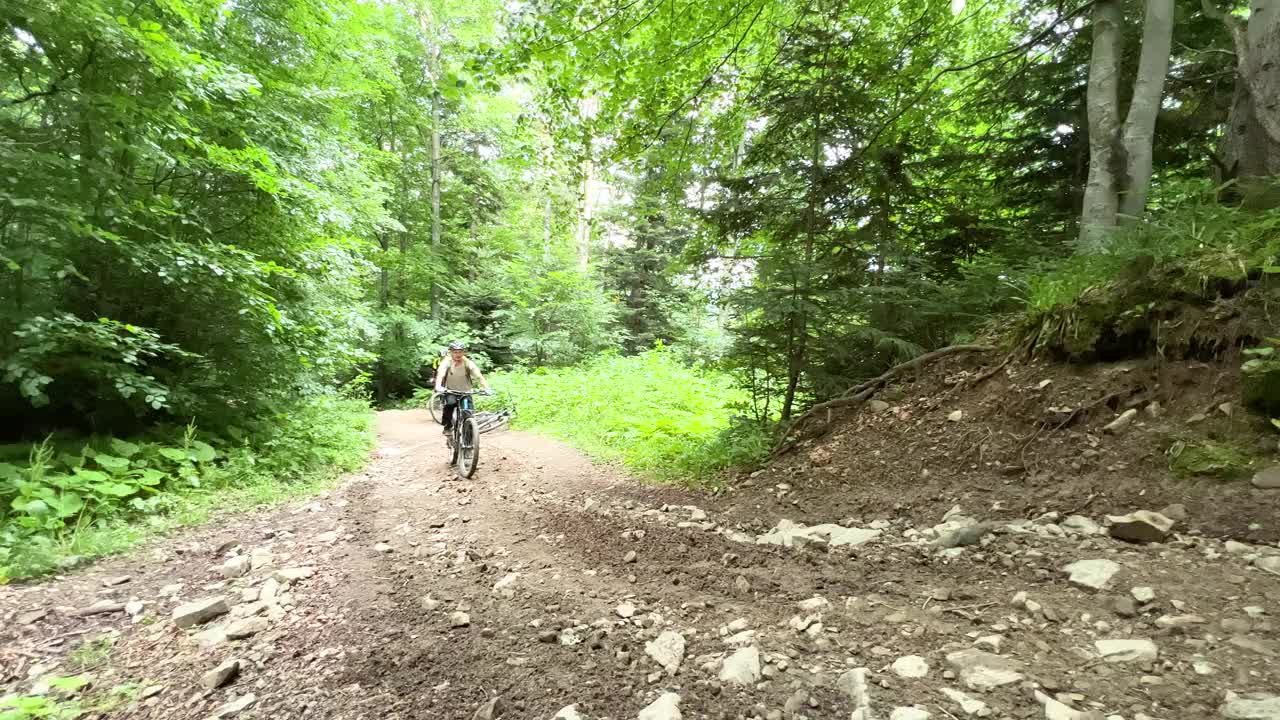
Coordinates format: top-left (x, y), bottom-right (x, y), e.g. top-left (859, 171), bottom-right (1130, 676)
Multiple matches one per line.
top-left (456, 417), bottom-right (480, 478)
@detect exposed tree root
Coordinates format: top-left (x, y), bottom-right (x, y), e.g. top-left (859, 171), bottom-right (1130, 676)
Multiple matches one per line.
top-left (771, 344), bottom-right (996, 457)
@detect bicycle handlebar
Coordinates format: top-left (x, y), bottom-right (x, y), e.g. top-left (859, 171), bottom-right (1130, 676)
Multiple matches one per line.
top-left (438, 388), bottom-right (494, 396)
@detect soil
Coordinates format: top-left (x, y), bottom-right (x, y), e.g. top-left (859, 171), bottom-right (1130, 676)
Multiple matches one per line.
top-left (2, 394), bottom-right (1280, 720)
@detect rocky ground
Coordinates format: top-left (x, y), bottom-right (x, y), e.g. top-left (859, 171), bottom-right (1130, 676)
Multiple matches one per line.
top-left (3, 409), bottom-right (1280, 720)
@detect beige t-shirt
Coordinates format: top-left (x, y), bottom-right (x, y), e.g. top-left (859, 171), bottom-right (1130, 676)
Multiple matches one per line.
top-left (436, 357), bottom-right (483, 391)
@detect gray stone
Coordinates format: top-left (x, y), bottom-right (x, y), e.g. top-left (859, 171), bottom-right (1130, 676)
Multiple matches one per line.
top-left (173, 597), bottom-right (229, 628)
top-left (1252, 466), bottom-right (1280, 490)
top-left (1159, 503), bottom-right (1187, 521)
top-left (890, 708), bottom-right (931, 720)
top-left (718, 646), bottom-right (761, 685)
top-left (221, 556), bottom-right (250, 579)
top-left (944, 649), bottom-right (1023, 691)
top-left (891, 655), bottom-right (930, 679)
top-left (1095, 638), bottom-right (1158, 663)
top-left (552, 706), bottom-right (584, 720)
top-left (209, 693), bottom-right (256, 719)
top-left (638, 692), bottom-right (681, 720)
top-left (225, 617), bottom-right (268, 640)
top-left (1107, 511), bottom-right (1175, 543)
top-left (868, 400), bottom-right (891, 412)
top-left (1110, 596), bottom-right (1138, 617)
top-left (1102, 409), bottom-right (1138, 433)
top-left (273, 567), bottom-right (315, 584)
top-left (1131, 586), bottom-right (1155, 603)
top-left (201, 658), bottom-right (241, 690)
top-left (1063, 559), bottom-right (1121, 590)
top-left (75, 600), bottom-right (126, 617)
top-left (937, 524), bottom-right (992, 549)
top-left (1256, 556), bottom-right (1280, 577)
top-left (1062, 515), bottom-right (1103, 535)
top-left (449, 611), bottom-right (471, 628)
top-left (838, 667), bottom-right (872, 705)
top-left (472, 697), bottom-right (503, 720)
top-left (1223, 693), bottom-right (1280, 719)
top-left (940, 688), bottom-right (988, 717)
top-left (645, 630), bottom-right (686, 674)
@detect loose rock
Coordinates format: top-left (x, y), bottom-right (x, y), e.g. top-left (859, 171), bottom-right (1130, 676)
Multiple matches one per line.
top-left (450, 612), bottom-right (471, 628)
top-left (1252, 466), bottom-right (1280, 490)
top-left (1094, 638), bottom-right (1158, 663)
top-left (173, 597), bottom-right (229, 628)
top-left (75, 600), bottom-right (126, 617)
top-left (891, 655), bottom-right (930, 679)
top-left (940, 688), bottom-right (989, 717)
top-left (944, 649), bottom-right (1023, 691)
top-left (209, 693), bottom-right (256, 719)
top-left (638, 692), bottom-right (681, 720)
top-left (1102, 409), bottom-right (1138, 434)
top-left (201, 658), bottom-right (241, 690)
top-left (1062, 559), bottom-right (1120, 590)
top-left (718, 646), bottom-right (762, 685)
top-left (225, 617), bottom-right (268, 640)
top-left (1107, 511), bottom-right (1175, 543)
top-left (1222, 693), bottom-right (1280, 719)
top-left (645, 630), bottom-right (686, 674)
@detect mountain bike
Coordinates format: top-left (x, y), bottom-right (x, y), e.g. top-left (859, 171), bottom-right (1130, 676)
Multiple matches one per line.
top-left (441, 389), bottom-right (488, 478)
top-left (473, 400), bottom-right (515, 434)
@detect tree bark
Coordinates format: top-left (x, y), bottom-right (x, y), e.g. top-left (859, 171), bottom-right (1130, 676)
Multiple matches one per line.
top-left (1119, 0), bottom-right (1174, 220)
top-left (1079, 0), bottom-right (1124, 250)
top-left (1208, 0), bottom-right (1280, 187)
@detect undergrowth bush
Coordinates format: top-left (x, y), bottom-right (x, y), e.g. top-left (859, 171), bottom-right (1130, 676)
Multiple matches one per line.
top-left (490, 349), bottom-right (769, 484)
top-left (0, 398), bottom-right (372, 582)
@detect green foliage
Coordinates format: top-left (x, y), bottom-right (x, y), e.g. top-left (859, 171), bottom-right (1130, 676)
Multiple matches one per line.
top-left (0, 685), bottom-right (83, 720)
top-left (493, 349), bottom-right (769, 483)
top-left (0, 398), bottom-right (372, 582)
top-left (69, 636), bottom-right (115, 670)
top-left (1007, 184), bottom-right (1280, 359)
top-left (1168, 439), bottom-right (1255, 480)
top-left (1243, 338), bottom-right (1280, 416)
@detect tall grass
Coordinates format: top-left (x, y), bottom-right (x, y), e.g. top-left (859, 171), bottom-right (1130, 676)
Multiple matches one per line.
top-left (493, 349), bottom-right (770, 484)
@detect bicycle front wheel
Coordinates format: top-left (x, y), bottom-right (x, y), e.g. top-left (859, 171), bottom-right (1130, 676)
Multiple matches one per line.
top-left (456, 417), bottom-right (480, 478)
top-left (429, 392), bottom-right (444, 424)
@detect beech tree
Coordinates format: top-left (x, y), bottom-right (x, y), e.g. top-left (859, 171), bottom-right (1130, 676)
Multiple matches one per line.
top-left (1080, 0), bottom-right (1175, 249)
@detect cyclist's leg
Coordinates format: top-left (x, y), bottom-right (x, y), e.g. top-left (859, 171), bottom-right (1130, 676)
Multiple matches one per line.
top-left (441, 396), bottom-right (457, 435)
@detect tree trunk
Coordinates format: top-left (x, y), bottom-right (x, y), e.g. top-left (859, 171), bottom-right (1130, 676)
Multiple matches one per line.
top-left (542, 193), bottom-right (552, 263)
top-left (1210, 0), bottom-right (1280, 191)
top-left (430, 94), bottom-right (442, 321)
top-left (1119, 0), bottom-right (1174, 220)
top-left (576, 151), bottom-right (594, 271)
top-left (1079, 0), bottom-right (1124, 250)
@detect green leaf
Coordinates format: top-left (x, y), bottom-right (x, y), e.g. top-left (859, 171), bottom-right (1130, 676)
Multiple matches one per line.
top-left (94, 454), bottom-right (130, 471)
top-left (91, 482), bottom-right (136, 497)
top-left (190, 440), bottom-right (217, 462)
top-left (110, 439), bottom-right (142, 458)
top-left (158, 448), bottom-right (188, 462)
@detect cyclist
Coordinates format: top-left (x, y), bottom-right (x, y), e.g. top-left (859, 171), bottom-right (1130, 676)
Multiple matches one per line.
top-left (434, 341), bottom-right (491, 436)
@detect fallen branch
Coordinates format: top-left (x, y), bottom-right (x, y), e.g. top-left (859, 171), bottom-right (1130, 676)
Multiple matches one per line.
top-left (772, 344), bottom-right (996, 456)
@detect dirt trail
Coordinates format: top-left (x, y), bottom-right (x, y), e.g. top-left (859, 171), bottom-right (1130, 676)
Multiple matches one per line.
top-left (3, 410), bottom-right (1280, 720)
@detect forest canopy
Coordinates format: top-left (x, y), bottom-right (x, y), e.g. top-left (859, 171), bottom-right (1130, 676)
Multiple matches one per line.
top-left (3, 0), bottom-right (1278, 434)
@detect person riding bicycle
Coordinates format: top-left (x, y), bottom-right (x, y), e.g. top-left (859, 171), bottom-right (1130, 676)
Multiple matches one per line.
top-left (434, 341), bottom-right (491, 435)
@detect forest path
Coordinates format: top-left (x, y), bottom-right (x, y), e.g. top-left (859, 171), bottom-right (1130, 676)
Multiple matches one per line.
top-left (3, 410), bottom-right (1280, 720)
